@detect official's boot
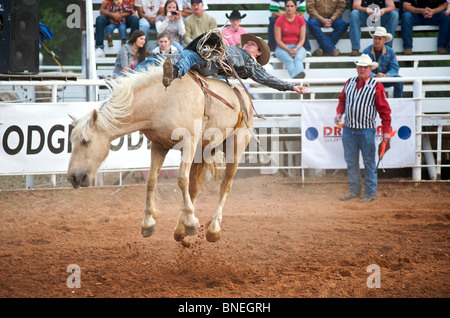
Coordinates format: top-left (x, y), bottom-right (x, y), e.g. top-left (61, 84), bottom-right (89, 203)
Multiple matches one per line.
top-left (340, 193), bottom-right (360, 201)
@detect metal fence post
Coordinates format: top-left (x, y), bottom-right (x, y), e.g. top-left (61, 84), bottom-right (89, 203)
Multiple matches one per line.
top-left (412, 79), bottom-right (422, 181)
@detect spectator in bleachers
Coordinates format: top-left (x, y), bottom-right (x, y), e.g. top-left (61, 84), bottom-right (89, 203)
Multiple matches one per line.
top-left (105, 0), bottom-right (132, 47)
top-left (113, 30), bottom-right (146, 77)
top-left (362, 26), bottom-right (403, 97)
top-left (268, 1), bottom-right (311, 54)
top-left (135, 0), bottom-right (165, 45)
top-left (295, 1), bottom-right (312, 55)
top-left (334, 54), bottom-right (392, 203)
top-left (349, 0), bottom-right (399, 56)
top-left (176, 0), bottom-right (210, 18)
top-left (95, 0), bottom-right (139, 58)
top-left (274, 0), bottom-right (308, 78)
top-left (156, 0), bottom-right (186, 53)
top-left (401, 0), bottom-right (450, 54)
top-left (221, 10), bottom-right (248, 46)
top-left (446, 0), bottom-right (450, 15)
top-left (152, 31), bottom-right (180, 54)
top-left (306, 0), bottom-right (347, 56)
top-left (183, 0), bottom-right (217, 44)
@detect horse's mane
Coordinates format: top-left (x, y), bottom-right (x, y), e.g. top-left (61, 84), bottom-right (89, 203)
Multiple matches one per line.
top-left (71, 62), bottom-right (164, 144)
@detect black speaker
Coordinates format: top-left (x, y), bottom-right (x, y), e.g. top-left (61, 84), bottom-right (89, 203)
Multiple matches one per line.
top-left (0, 0), bottom-right (40, 74)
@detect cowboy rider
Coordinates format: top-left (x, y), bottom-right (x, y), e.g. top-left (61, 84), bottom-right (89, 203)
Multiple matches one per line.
top-left (135, 32), bottom-right (308, 94)
top-left (164, 33), bottom-right (308, 94)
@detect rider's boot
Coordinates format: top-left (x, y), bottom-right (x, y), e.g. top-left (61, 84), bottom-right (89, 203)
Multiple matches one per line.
top-left (162, 58), bottom-right (173, 88)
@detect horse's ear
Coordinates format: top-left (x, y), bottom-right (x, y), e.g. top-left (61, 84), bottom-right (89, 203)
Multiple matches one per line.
top-left (90, 109), bottom-right (98, 126)
top-left (68, 114), bottom-right (76, 122)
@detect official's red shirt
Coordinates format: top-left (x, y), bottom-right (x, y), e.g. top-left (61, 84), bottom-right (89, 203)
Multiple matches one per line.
top-left (337, 77), bottom-right (392, 134)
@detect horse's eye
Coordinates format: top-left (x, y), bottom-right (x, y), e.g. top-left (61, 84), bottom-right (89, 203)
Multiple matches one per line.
top-left (81, 139), bottom-right (89, 146)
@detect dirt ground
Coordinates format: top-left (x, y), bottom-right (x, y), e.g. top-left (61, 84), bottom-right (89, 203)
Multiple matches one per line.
top-left (0, 175), bottom-right (448, 299)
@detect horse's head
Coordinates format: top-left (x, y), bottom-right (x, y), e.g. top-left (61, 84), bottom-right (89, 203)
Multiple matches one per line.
top-left (67, 109), bottom-right (111, 188)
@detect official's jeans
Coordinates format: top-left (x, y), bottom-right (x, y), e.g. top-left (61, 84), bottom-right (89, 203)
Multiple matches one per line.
top-left (401, 11), bottom-right (450, 50)
top-left (275, 44), bottom-right (306, 78)
top-left (349, 10), bottom-right (399, 50)
top-left (307, 18), bottom-right (347, 53)
top-left (342, 127), bottom-right (377, 198)
top-left (95, 15), bottom-right (139, 48)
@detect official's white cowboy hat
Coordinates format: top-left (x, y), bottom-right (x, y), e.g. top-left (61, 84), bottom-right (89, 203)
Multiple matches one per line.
top-left (354, 54), bottom-right (379, 70)
top-left (371, 26), bottom-right (393, 42)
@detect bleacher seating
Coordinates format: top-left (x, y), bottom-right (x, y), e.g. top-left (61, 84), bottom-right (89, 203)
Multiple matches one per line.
top-left (91, 0), bottom-right (449, 101)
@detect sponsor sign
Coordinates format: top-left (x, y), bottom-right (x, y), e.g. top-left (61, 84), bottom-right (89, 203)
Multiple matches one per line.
top-left (0, 102), bottom-right (180, 174)
top-left (301, 99), bottom-right (415, 169)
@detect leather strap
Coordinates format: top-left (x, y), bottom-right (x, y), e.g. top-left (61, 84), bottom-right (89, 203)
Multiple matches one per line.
top-left (187, 71), bottom-right (234, 110)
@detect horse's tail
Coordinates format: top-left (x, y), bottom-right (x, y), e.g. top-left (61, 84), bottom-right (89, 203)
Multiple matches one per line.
top-left (189, 147), bottom-right (225, 193)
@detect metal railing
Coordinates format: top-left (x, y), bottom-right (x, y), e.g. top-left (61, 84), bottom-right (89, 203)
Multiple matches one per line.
top-left (1, 76), bottom-right (449, 189)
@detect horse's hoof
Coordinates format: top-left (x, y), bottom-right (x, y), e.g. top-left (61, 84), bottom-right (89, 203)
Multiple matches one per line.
top-left (141, 225), bottom-right (156, 238)
top-left (174, 232), bottom-right (185, 242)
top-left (206, 230), bottom-right (221, 242)
top-left (185, 224), bottom-right (198, 236)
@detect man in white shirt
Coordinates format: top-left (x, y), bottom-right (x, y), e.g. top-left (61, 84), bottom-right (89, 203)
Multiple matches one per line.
top-left (135, 0), bottom-right (166, 41)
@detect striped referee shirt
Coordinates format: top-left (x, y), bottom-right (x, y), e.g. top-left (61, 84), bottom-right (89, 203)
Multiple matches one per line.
top-left (337, 76), bottom-right (392, 133)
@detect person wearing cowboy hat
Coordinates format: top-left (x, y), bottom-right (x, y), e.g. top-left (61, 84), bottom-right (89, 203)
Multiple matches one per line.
top-left (349, 0), bottom-right (399, 56)
top-left (221, 10), bottom-right (248, 46)
top-left (159, 32), bottom-right (307, 94)
top-left (334, 54), bottom-right (392, 203)
top-left (362, 26), bottom-right (403, 98)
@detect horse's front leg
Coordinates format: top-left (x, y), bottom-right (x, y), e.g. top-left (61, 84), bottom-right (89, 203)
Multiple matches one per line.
top-left (141, 142), bottom-right (168, 238)
top-left (174, 160), bottom-right (199, 241)
top-left (173, 132), bottom-right (201, 241)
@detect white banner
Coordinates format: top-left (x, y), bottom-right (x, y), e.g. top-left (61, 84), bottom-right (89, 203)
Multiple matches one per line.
top-left (301, 99), bottom-right (416, 169)
top-left (0, 102), bottom-right (180, 175)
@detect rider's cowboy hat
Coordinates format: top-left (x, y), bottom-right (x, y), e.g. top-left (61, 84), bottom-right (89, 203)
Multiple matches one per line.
top-left (370, 26), bottom-right (393, 42)
top-left (240, 34), bottom-right (270, 66)
top-left (354, 54), bottom-right (379, 70)
top-left (226, 10), bottom-right (247, 20)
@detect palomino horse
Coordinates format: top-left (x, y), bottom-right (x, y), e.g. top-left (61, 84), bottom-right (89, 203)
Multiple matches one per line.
top-left (67, 65), bottom-right (253, 242)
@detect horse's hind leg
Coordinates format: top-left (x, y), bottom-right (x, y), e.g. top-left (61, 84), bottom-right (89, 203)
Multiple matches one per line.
top-left (206, 133), bottom-right (249, 242)
top-left (141, 142), bottom-right (168, 238)
top-left (206, 160), bottom-right (238, 242)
